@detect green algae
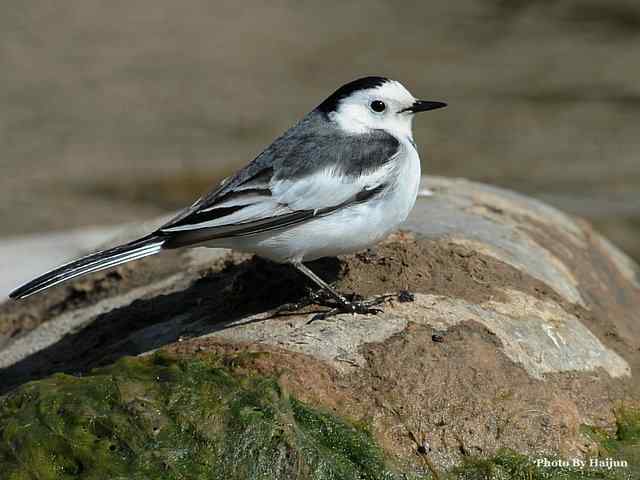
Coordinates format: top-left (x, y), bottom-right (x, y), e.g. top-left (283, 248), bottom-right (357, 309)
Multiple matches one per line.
top-left (0, 353), bottom-right (398, 480)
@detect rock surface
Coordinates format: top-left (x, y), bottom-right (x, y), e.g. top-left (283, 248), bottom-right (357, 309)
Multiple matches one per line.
top-left (1, 177), bottom-right (639, 475)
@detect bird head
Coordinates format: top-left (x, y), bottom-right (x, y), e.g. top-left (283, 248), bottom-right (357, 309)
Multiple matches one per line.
top-left (316, 76), bottom-right (446, 139)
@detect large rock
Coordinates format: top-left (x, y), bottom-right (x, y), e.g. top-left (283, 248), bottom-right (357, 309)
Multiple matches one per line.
top-left (1, 177), bottom-right (639, 476)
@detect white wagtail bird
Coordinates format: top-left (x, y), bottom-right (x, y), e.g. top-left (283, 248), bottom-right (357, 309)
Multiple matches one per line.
top-left (10, 76), bottom-right (446, 315)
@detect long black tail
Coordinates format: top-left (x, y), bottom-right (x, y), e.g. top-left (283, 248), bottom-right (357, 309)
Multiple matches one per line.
top-left (9, 234), bottom-right (165, 300)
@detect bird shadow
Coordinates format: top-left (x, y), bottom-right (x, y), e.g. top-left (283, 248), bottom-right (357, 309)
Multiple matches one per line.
top-left (0, 256), bottom-right (343, 394)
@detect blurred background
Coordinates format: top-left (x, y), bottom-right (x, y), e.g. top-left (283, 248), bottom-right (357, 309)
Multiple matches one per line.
top-left (1, 0), bottom-right (639, 261)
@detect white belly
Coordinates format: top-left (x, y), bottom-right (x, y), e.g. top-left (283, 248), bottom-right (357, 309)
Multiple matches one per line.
top-left (213, 143), bottom-right (422, 263)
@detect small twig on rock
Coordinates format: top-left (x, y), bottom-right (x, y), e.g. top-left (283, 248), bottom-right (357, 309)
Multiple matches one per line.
top-left (389, 406), bottom-right (441, 480)
top-left (453, 431), bottom-right (469, 457)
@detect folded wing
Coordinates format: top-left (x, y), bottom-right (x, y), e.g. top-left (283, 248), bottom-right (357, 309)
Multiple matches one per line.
top-left (159, 112), bottom-right (400, 248)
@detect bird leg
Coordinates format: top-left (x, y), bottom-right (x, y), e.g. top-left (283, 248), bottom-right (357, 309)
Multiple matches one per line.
top-left (291, 261), bottom-right (386, 320)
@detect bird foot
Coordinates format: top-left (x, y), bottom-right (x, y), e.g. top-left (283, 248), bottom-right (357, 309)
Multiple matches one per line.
top-left (273, 297), bottom-right (314, 314)
top-left (308, 294), bottom-right (389, 323)
top-left (274, 289), bottom-right (412, 323)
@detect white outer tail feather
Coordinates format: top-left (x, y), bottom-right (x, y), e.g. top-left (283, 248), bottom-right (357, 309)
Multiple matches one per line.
top-left (9, 236), bottom-right (165, 300)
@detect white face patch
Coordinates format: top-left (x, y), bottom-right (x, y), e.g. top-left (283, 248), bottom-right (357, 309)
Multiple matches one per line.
top-left (329, 80), bottom-right (417, 138)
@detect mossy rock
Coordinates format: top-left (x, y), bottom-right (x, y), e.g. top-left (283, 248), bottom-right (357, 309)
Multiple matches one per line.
top-left (3, 178), bottom-right (640, 478)
top-left (0, 353), bottom-right (398, 480)
top-left (440, 408), bottom-right (640, 479)
top-left (2, 352), bottom-right (640, 479)
top-left (446, 449), bottom-right (637, 480)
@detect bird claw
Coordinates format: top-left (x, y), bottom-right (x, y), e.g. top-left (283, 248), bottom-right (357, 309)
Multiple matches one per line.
top-left (350, 297), bottom-right (386, 314)
top-left (273, 296), bottom-right (314, 315)
top-left (306, 295), bottom-right (387, 323)
top-left (308, 310), bottom-right (337, 323)
top-left (282, 290), bottom-right (411, 323)
top-left (344, 303), bottom-right (383, 316)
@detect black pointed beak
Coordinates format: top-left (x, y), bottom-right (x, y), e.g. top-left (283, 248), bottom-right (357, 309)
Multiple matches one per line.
top-left (401, 100), bottom-right (447, 114)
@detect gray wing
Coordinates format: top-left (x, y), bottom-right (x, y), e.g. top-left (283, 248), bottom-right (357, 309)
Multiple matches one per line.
top-left (159, 111), bottom-right (400, 248)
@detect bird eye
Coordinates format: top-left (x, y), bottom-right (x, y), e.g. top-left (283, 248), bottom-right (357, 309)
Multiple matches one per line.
top-left (370, 100), bottom-right (386, 113)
